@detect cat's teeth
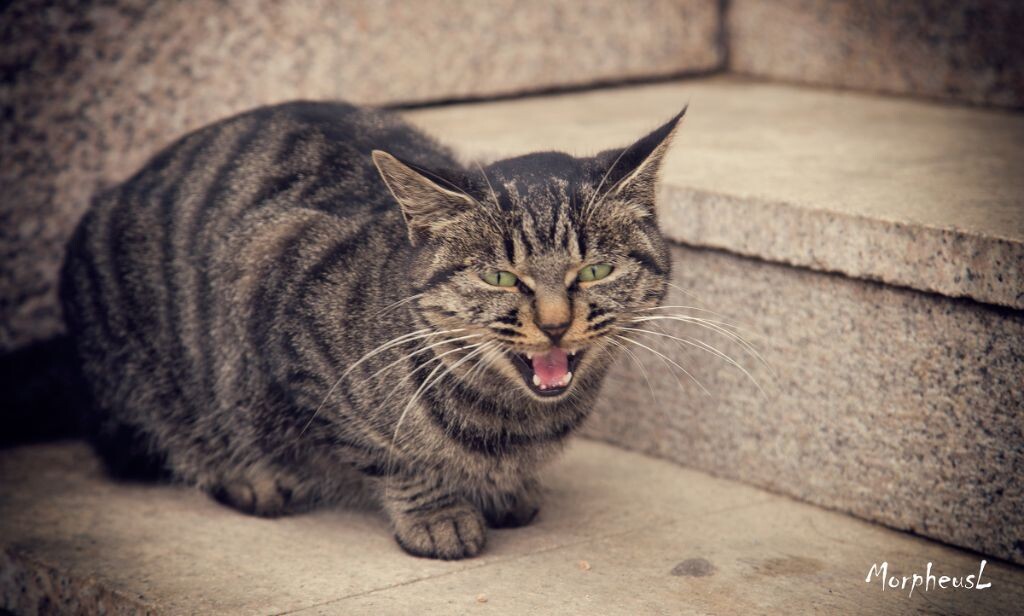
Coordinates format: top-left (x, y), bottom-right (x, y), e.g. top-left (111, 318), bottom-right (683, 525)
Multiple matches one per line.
top-left (531, 372), bottom-right (573, 390)
top-left (526, 352), bottom-right (534, 360)
top-left (569, 350), bottom-right (576, 356)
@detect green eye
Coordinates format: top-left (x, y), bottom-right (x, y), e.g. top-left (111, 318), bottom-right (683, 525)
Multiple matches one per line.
top-left (482, 271), bottom-right (518, 287)
top-left (577, 263), bottom-right (613, 282)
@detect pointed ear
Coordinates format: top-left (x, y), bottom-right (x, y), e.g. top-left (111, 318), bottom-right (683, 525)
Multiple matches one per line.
top-left (372, 150), bottom-right (476, 246)
top-left (608, 106), bottom-right (686, 211)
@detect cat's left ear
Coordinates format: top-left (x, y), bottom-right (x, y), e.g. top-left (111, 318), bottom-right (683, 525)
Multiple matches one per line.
top-left (372, 150), bottom-right (476, 246)
top-left (608, 106), bottom-right (687, 211)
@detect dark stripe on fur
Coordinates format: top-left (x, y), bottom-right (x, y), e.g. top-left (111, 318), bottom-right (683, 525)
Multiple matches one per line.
top-left (420, 264), bottom-right (466, 290)
top-left (628, 249), bottom-right (667, 276)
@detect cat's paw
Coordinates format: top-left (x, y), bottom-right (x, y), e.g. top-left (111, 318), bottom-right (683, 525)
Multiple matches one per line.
top-left (482, 482), bottom-right (541, 529)
top-left (484, 500), bottom-right (540, 529)
top-left (211, 474), bottom-right (302, 518)
top-left (393, 502), bottom-right (487, 560)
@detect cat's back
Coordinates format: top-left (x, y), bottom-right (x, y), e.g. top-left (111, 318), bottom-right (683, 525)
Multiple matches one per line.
top-left (63, 99), bottom-right (454, 323)
top-left (108, 100), bottom-right (455, 224)
top-left (60, 101), bottom-right (452, 443)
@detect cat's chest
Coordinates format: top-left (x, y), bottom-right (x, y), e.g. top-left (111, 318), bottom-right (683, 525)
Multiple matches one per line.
top-left (426, 430), bottom-right (563, 494)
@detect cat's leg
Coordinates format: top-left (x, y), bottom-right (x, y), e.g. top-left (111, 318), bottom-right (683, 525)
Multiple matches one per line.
top-left (380, 474), bottom-right (486, 560)
top-left (210, 467), bottom-right (313, 518)
top-left (478, 477), bottom-right (542, 529)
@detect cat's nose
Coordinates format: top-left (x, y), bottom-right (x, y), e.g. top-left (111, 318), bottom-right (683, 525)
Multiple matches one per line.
top-left (539, 321), bottom-right (571, 343)
top-left (535, 287), bottom-right (571, 343)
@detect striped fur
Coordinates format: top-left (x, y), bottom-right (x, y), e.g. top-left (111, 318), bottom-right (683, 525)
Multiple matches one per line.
top-left (60, 101), bottom-right (681, 559)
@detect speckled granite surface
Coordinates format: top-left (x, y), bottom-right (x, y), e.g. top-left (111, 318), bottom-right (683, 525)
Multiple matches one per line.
top-left (0, 0), bottom-right (721, 351)
top-left (4, 441), bottom-right (1023, 614)
top-left (2, 0), bottom-right (1020, 573)
top-left (405, 78), bottom-right (1024, 309)
top-left (727, 0), bottom-right (1024, 108)
top-left (584, 244), bottom-right (1024, 565)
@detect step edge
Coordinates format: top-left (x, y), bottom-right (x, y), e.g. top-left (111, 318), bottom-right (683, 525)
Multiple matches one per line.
top-left (659, 185), bottom-right (1024, 310)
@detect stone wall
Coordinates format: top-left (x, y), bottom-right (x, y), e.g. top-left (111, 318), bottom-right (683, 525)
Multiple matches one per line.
top-left (0, 0), bottom-right (722, 351)
top-left (585, 244), bottom-right (1024, 564)
top-left (727, 0), bottom-right (1024, 108)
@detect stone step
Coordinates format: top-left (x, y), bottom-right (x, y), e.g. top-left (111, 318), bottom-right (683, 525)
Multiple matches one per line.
top-left (2, 440), bottom-right (1021, 614)
top-left (589, 245), bottom-right (1024, 565)
top-left (726, 0), bottom-right (1024, 108)
top-left (402, 78), bottom-right (1024, 564)
top-left (0, 0), bottom-right (722, 352)
top-left (403, 76), bottom-right (1024, 310)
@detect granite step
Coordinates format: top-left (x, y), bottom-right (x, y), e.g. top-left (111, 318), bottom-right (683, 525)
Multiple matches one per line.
top-left (726, 0), bottom-right (1024, 109)
top-left (402, 77), bottom-right (1024, 564)
top-left (3, 439), bottom-right (1022, 615)
top-left (403, 75), bottom-right (1024, 310)
top-left (0, 0), bottom-right (722, 352)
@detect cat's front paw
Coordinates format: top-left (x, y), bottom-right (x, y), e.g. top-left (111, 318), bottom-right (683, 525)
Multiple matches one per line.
top-left (392, 501), bottom-right (487, 560)
top-left (482, 482), bottom-right (541, 529)
top-left (484, 500), bottom-right (540, 529)
top-left (210, 473), bottom-right (305, 518)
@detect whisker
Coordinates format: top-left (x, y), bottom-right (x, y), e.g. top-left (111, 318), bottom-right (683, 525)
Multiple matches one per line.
top-left (464, 344), bottom-right (502, 387)
top-left (583, 143), bottom-right (633, 225)
top-left (624, 332), bottom-right (691, 398)
top-left (613, 333), bottom-right (711, 396)
top-left (607, 337), bottom-right (659, 405)
top-left (631, 310), bottom-right (770, 368)
top-left (678, 318), bottom-right (772, 375)
top-left (630, 313), bottom-right (749, 345)
top-left (383, 340), bottom-right (491, 449)
top-left (635, 305), bottom-right (732, 320)
top-left (298, 327), bottom-right (464, 436)
top-left (364, 333), bottom-right (484, 382)
top-left (640, 314), bottom-right (749, 336)
top-left (611, 333), bottom-right (689, 398)
top-left (471, 161), bottom-right (508, 232)
top-left (385, 342), bottom-right (493, 495)
top-left (629, 313), bottom-right (764, 356)
top-left (374, 293), bottom-right (425, 316)
top-left (378, 339), bottom-right (489, 407)
top-left (619, 326), bottom-right (766, 397)
top-left (665, 281), bottom-right (702, 301)
top-left (628, 314), bottom-right (773, 374)
top-left (635, 314), bottom-right (761, 349)
top-left (475, 161), bottom-right (499, 207)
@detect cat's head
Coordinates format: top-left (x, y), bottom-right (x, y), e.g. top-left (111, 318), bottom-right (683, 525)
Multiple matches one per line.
top-left (373, 109), bottom-right (683, 403)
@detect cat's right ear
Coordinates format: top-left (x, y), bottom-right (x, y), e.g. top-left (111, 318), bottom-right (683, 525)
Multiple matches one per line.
top-left (372, 150), bottom-right (476, 246)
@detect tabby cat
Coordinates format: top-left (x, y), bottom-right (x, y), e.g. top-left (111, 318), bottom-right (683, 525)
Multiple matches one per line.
top-left (60, 101), bottom-right (682, 559)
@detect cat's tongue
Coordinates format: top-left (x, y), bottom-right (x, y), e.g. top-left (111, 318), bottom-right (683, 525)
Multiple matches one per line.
top-left (532, 347), bottom-right (569, 388)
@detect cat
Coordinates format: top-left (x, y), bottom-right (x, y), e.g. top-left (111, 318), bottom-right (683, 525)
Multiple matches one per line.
top-left (60, 100), bottom-right (681, 559)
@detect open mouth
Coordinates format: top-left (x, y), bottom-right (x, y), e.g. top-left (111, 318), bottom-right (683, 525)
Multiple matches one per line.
top-left (508, 347), bottom-right (584, 397)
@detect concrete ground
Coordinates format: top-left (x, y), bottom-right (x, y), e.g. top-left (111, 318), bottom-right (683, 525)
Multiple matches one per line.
top-left (1, 439), bottom-right (1021, 615)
